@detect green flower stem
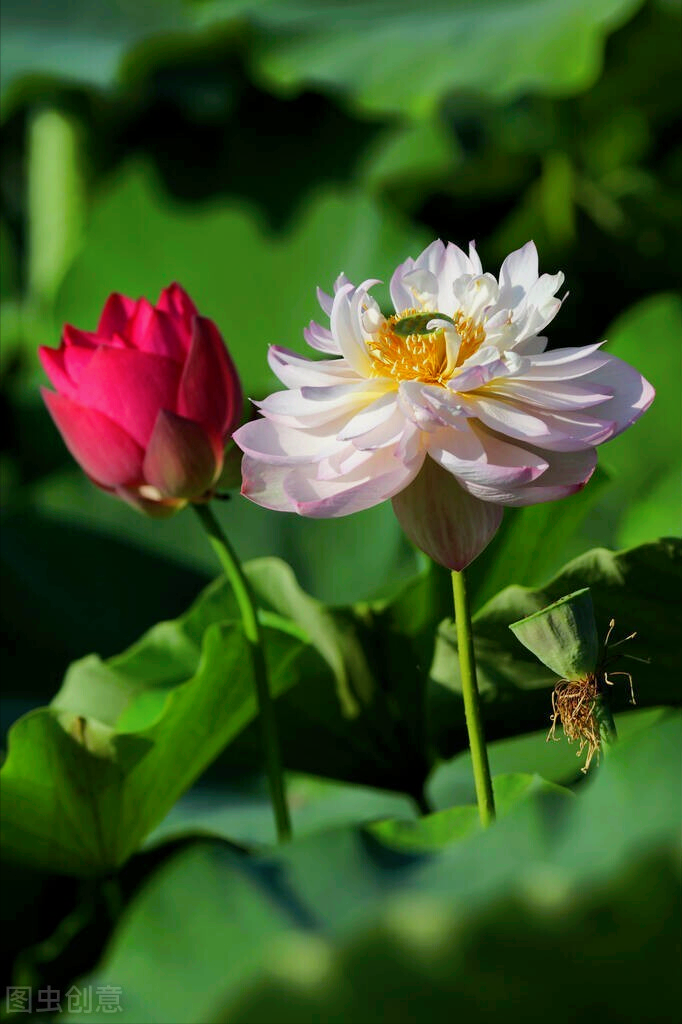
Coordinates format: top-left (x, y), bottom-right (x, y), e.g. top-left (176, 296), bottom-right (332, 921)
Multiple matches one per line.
top-left (193, 503), bottom-right (291, 842)
top-left (451, 569), bottom-right (496, 827)
top-left (594, 692), bottom-right (618, 751)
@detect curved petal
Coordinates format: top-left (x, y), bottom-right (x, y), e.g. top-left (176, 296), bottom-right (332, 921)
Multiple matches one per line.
top-left (330, 283), bottom-right (374, 376)
top-left (571, 352), bottom-right (655, 437)
top-left (268, 346), bottom-right (356, 388)
top-left (498, 241), bottom-right (539, 309)
top-left (128, 299), bottom-right (187, 362)
top-left (39, 344), bottom-right (75, 397)
top-left (283, 447), bottom-right (424, 518)
top-left (428, 425), bottom-right (548, 487)
top-left (97, 293), bottom-right (138, 338)
top-left (240, 455), bottom-right (297, 512)
top-left (303, 320), bottom-right (341, 354)
top-left (143, 409), bottom-right (221, 499)
top-left (459, 446), bottom-right (597, 506)
top-left (392, 457), bottom-right (503, 570)
top-left (75, 347), bottom-right (181, 447)
top-left (234, 417), bottom-right (343, 464)
top-left (178, 316), bottom-right (243, 439)
top-left (156, 282), bottom-right (198, 344)
top-left (42, 388), bottom-right (143, 488)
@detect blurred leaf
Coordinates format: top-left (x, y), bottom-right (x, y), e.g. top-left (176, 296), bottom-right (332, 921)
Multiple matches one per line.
top-left (220, 852), bottom-right (681, 1024)
top-left (0, 619), bottom-right (304, 875)
top-left (55, 161), bottom-right (429, 396)
top-left (150, 775), bottom-right (417, 849)
top-left (195, 0), bottom-right (645, 118)
top-left (62, 842), bottom-right (292, 1024)
top-left (601, 293), bottom-right (682, 546)
top-left (429, 539), bottom-right (682, 759)
top-left (69, 715), bottom-right (681, 1024)
top-left (0, 0), bottom-right (190, 115)
top-left (370, 773), bottom-right (573, 852)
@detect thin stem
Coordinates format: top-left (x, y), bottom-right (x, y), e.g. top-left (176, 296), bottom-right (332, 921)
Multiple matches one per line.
top-left (451, 569), bottom-right (495, 827)
top-left (193, 503), bottom-right (291, 842)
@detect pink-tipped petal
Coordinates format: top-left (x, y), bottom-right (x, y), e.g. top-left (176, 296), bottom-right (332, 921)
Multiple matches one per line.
top-left (284, 448), bottom-right (423, 518)
top-left (392, 456), bottom-right (503, 571)
top-left (97, 293), bottom-right (138, 338)
top-left (177, 316), bottom-right (243, 439)
top-left (42, 388), bottom-right (144, 488)
top-left (240, 456), bottom-right (298, 512)
top-left (75, 347), bottom-right (181, 447)
top-left (460, 446), bottom-right (597, 507)
top-left (143, 409), bottom-right (221, 499)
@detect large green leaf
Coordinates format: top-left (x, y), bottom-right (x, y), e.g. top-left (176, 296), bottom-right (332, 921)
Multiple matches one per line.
top-left (64, 715), bottom-right (681, 1024)
top-left (429, 539), bottom-right (682, 759)
top-left (195, 0), bottom-right (644, 118)
top-left (0, 0), bottom-right (189, 114)
top-left (0, 618), bottom-right (306, 876)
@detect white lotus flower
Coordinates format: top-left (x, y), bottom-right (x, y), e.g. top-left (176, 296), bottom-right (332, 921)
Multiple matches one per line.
top-left (234, 240), bottom-right (654, 569)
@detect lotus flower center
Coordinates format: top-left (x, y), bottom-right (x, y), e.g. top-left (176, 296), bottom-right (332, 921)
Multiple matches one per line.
top-left (367, 309), bottom-right (486, 386)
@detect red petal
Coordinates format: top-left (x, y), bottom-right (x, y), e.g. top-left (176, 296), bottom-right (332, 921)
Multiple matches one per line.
top-left (392, 457), bottom-right (503, 571)
top-left (128, 298), bottom-right (187, 362)
top-left (143, 409), bottom-right (221, 499)
top-left (75, 347), bottom-right (181, 447)
top-left (39, 345), bottom-right (75, 397)
top-left (97, 293), bottom-right (138, 338)
top-left (177, 316), bottom-right (243, 439)
top-left (42, 388), bottom-right (144, 488)
top-left (62, 325), bottom-right (100, 349)
top-left (157, 283), bottom-right (198, 344)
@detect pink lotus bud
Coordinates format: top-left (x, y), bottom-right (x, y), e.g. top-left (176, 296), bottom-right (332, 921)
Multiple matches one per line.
top-left (40, 284), bottom-right (243, 516)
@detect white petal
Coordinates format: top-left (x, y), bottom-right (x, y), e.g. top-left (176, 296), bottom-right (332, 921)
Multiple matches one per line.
top-left (240, 456), bottom-right (297, 512)
top-left (486, 379), bottom-right (614, 411)
top-left (337, 391), bottom-right (399, 441)
top-left (283, 447), bottom-right (424, 518)
top-left (330, 283), bottom-right (373, 376)
top-left (428, 425), bottom-right (548, 487)
top-left (459, 447), bottom-right (597, 507)
top-left (568, 352), bottom-right (655, 437)
top-left (268, 346), bottom-right (358, 388)
top-left (256, 380), bottom-right (380, 428)
top-left (233, 418), bottom-right (342, 465)
top-left (304, 320), bottom-right (340, 354)
top-left (498, 241), bottom-right (539, 308)
top-left (392, 456), bottom-right (503, 570)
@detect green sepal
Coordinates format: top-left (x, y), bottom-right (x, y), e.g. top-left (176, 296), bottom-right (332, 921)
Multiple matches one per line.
top-left (508, 587), bottom-right (599, 680)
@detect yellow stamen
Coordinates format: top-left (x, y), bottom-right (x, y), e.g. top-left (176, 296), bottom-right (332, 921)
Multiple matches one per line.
top-left (367, 309), bottom-right (485, 386)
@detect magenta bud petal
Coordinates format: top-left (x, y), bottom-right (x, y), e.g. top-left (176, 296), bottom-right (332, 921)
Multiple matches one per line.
top-left (97, 293), bottom-right (138, 337)
top-left (116, 485), bottom-right (187, 518)
top-left (157, 283), bottom-right (199, 339)
top-left (143, 409), bottom-right (221, 499)
top-left (178, 316), bottom-right (243, 440)
top-left (75, 347), bottom-right (181, 447)
top-left (42, 388), bottom-right (144, 488)
top-left (39, 345), bottom-right (75, 397)
top-left (392, 457), bottom-right (503, 570)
